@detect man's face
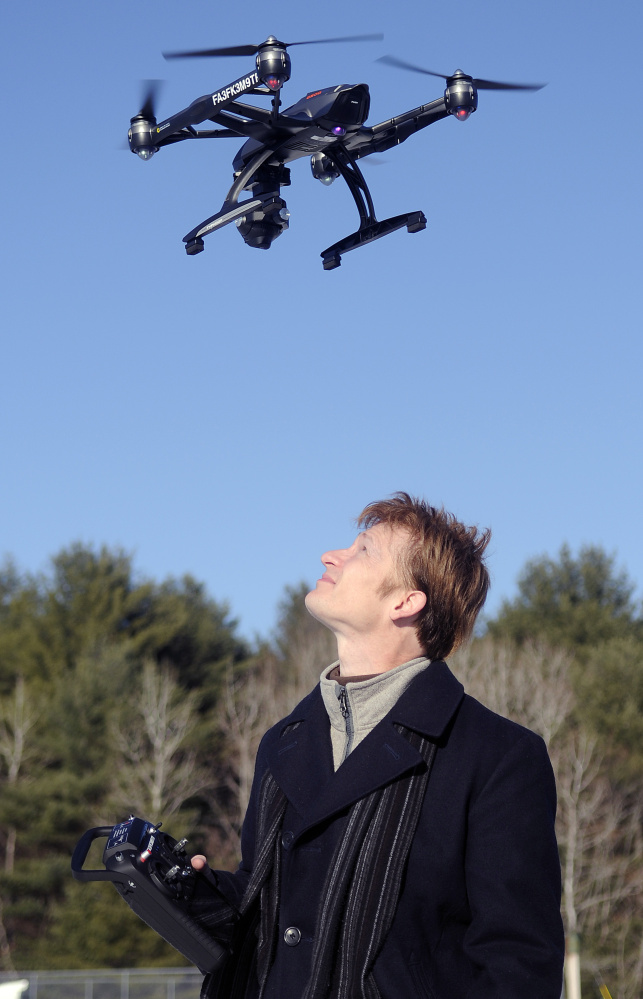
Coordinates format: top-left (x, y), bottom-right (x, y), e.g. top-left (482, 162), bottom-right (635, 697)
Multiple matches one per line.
top-left (305, 522), bottom-right (410, 636)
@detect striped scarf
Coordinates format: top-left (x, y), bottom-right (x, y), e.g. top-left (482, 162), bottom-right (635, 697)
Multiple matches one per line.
top-left (208, 724), bottom-right (436, 999)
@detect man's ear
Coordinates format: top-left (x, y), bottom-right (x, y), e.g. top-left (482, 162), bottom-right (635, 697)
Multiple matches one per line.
top-left (390, 589), bottom-right (427, 623)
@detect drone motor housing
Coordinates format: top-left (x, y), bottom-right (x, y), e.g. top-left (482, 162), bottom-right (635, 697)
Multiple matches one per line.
top-left (444, 71), bottom-right (478, 121)
top-left (129, 115), bottom-right (158, 160)
top-left (311, 152), bottom-right (340, 185)
top-left (256, 38), bottom-right (291, 90)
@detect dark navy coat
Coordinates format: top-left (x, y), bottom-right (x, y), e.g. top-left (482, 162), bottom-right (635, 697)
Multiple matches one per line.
top-left (215, 660), bottom-right (565, 999)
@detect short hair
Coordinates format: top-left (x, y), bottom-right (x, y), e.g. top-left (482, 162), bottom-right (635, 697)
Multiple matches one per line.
top-left (357, 492), bottom-right (491, 660)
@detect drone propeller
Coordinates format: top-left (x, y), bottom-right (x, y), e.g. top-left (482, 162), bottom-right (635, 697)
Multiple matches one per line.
top-left (163, 34), bottom-right (383, 60)
top-left (377, 55), bottom-right (544, 91)
top-left (136, 79), bottom-right (162, 119)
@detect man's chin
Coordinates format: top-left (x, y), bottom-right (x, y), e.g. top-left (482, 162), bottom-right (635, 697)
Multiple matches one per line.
top-left (304, 588), bottom-right (328, 624)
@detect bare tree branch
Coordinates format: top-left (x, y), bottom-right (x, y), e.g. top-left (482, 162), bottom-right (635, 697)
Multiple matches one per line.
top-left (107, 661), bottom-right (208, 821)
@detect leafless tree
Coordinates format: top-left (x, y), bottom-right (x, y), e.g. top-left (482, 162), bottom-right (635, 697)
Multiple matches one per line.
top-left (107, 660), bottom-right (208, 822)
top-left (209, 655), bottom-right (278, 857)
top-left (0, 676), bottom-right (37, 970)
top-left (555, 735), bottom-right (643, 999)
top-left (452, 639), bottom-right (573, 747)
top-left (0, 676), bottom-right (37, 872)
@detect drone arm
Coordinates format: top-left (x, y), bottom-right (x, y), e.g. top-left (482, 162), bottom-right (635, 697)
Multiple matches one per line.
top-left (347, 96), bottom-right (449, 157)
top-left (208, 108), bottom-right (274, 141)
top-left (157, 126), bottom-right (244, 148)
top-left (152, 70), bottom-right (264, 138)
top-left (191, 127), bottom-right (246, 138)
top-left (371, 96), bottom-right (449, 139)
top-left (217, 101), bottom-right (273, 124)
top-left (154, 94), bottom-right (227, 138)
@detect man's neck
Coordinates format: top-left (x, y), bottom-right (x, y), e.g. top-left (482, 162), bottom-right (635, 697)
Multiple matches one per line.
top-left (335, 631), bottom-right (425, 677)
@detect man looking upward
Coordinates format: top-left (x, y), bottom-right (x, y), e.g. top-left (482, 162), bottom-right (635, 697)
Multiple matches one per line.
top-left (194, 493), bottom-right (564, 999)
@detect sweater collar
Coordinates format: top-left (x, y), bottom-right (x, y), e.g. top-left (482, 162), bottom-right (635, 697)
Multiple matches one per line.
top-left (276, 659), bottom-right (465, 742)
top-left (319, 657), bottom-right (432, 741)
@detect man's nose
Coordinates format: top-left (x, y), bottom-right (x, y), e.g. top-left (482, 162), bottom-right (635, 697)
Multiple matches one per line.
top-left (322, 547), bottom-right (345, 567)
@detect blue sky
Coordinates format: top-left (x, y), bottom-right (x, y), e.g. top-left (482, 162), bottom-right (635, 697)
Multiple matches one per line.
top-left (1, 0), bottom-right (641, 640)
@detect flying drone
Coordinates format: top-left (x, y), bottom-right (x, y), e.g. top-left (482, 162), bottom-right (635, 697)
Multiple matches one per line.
top-left (128, 35), bottom-right (543, 269)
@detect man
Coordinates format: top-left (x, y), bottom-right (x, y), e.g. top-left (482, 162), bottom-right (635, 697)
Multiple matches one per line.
top-left (193, 493), bottom-right (564, 999)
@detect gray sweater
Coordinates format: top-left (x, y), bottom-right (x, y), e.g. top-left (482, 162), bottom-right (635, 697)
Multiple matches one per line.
top-left (319, 657), bottom-right (431, 769)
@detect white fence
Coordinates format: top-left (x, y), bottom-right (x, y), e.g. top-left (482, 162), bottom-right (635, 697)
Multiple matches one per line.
top-left (0, 969), bottom-right (202, 999)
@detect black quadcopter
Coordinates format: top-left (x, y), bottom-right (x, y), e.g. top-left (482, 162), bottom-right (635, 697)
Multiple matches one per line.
top-left (128, 35), bottom-right (543, 269)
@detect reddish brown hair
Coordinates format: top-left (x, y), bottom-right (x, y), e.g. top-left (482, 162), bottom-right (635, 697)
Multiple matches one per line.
top-left (358, 492), bottom-right (491, 660)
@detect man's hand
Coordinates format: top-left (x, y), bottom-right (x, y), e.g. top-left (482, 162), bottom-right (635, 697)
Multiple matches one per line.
top-left (190, 854), bottom-right (222, 893)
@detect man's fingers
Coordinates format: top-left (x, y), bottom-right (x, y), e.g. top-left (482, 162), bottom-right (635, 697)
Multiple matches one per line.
top-left (191, 854), bottom-right (208, 870)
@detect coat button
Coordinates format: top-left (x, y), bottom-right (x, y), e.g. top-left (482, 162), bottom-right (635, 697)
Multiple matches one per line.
top-left (283, 926), bottom-right (301, 946)
top-left (281, 830), bottom-right (294, 849)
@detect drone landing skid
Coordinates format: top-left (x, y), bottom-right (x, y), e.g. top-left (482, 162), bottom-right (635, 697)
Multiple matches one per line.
top-left (183, 194), bottom-right (286, 254)
top-left (321, 211), bottom-right (427, 270)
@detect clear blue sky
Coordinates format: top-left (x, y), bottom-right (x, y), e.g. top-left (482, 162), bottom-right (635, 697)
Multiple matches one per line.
top-left (1, 0), bottom-right (641, 640)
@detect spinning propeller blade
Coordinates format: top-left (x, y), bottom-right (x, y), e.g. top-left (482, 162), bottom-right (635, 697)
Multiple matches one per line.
top-left (164, 45), bottom-right (257, 59)
top-left (138, 80), bottom-right (162, 118)
top-left (377, 55), bottom-right (544, 91)
top-left (377, 56), bottom-right (446, 79)
top-left (468, 77), bottom-right (545, 92)
top-left (164, 34), bottom-right (383, 60)
top-left (285, 34), bottom-right (384, 47)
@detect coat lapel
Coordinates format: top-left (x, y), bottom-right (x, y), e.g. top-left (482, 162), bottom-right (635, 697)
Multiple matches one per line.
top-left (266, 660), bottom-right (464, 838)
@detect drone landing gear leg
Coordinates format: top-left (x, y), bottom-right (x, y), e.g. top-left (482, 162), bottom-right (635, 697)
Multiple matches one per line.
top-left (183, 147), bottom-right (277, 254)
top-left (320, 149), bottom-right (426, 270)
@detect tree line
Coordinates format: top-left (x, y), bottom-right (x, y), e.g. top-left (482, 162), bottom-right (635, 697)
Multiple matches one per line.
top-left (0, 542), bottom-right (641, 997)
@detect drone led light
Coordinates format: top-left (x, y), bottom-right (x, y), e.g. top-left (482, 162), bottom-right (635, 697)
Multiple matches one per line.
top-left (264, 75), bottom-right (285, 91)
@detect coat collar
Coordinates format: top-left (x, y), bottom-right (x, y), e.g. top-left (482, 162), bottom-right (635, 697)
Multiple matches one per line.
top-left (265, 660), bottom-right (464, 838)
